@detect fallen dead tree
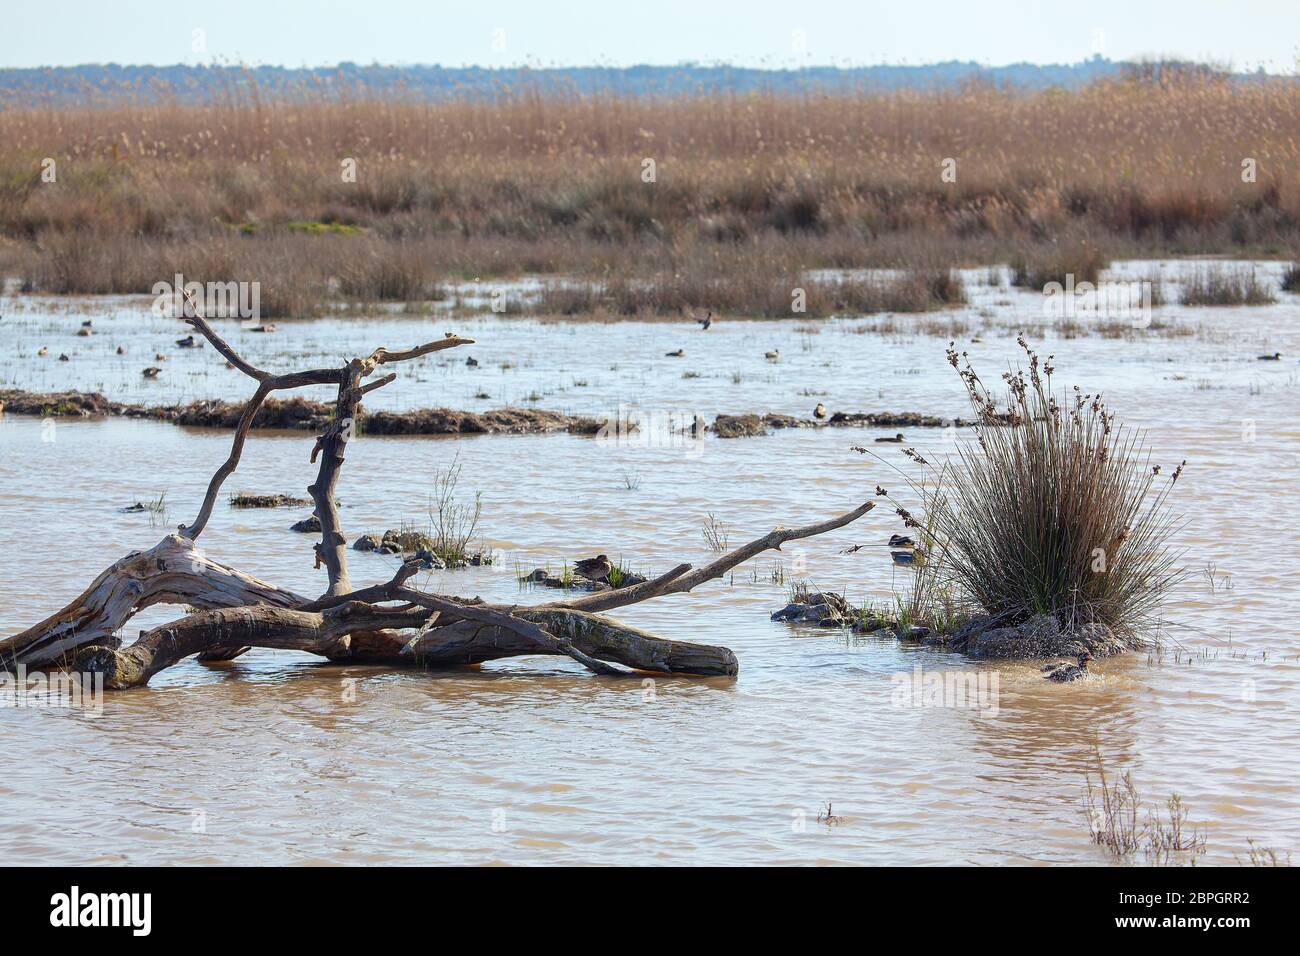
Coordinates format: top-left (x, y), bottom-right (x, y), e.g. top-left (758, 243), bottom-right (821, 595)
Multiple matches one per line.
top-left (1, 292), bottom-right (875, 688)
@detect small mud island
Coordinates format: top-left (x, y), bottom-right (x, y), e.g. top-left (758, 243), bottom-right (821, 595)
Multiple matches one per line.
top-left (771, 337), bottom-right (1186, 676)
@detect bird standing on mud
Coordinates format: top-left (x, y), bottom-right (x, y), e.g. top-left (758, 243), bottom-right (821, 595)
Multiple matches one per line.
top-left (573, 554), bottom-right (612, 582)
top-left (1043, 651), bottom-right (1092, 683)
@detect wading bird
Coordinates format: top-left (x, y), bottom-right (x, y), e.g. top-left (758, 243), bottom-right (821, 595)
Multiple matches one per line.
top-left (1043, 651), bottom-right (1092, 683)
top-left (573, 554), bottom-right (612, 582)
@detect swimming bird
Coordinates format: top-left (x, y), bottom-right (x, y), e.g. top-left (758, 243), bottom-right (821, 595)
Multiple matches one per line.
top-left (116, 345), bottom-right (127, 355)
top-left (465, 356), bottom-right (479, 367)
top-left (572, 554), bottom-right (612, 582)
top-left (840, 543), bottom-right (865, 554)
top-left (155, 352), bottom-right (167, 361)
top-left (141, 366), bottom-right (161, 379)
top-left (697, 310), bottom-right (713, 330)
top-left (764, 349), bottom-right (779, 360)
top-left (80, 320), bottom-right (93, 329)
top-left (1258, 352), bottom-right (1281, 360)
top-left (890, 550), bottom-right (916, 565)
top-left (813, 403), bottom-right (827, 419)
top-left (876, 432), bottom-right (906, 443)
top-left (888, 534), bottom-right (914, 548)
top-left (665, 348), bottom-right (685, 357)
top-left (58, 353), bottom-right (70, 362)
top-left (37, 347), bottom-right (48, 357)
top-left (1043, 651), bottom-right (1092, 683)
top-left (76, 326), bottom-right (92, 337)
top-left (176, 334), bottom-right (197, 348)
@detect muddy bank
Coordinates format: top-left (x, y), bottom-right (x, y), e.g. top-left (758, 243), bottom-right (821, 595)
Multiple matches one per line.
top-left (771, 590), bottom-right (1131, 660)
top-left (0, 389), bottom-right (606, 436)
top-left (711, 410), bottom-right (970, 438)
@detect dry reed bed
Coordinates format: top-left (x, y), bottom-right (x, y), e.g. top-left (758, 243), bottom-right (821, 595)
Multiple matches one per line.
top-left (2, 77), bottom-right (1298, 314)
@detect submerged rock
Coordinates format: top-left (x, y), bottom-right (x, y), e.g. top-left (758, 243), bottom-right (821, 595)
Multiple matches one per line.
top-left (353, 533), bottom-right (383, 552)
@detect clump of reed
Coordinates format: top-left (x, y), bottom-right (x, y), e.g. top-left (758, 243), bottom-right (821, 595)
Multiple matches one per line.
top-left (1180, 265), bottom-right (1276, 305)
top-left (1282, 262), bottom-right (1300, 292)
top-left (867, 337), bottom-right (1187, 646)
top-left (1083, 757), bottom-right (1206, 864)
top-left (537, 266), bottom-right (965, 318)
top-left (1010, 241), bottom-right (1108, 289)
top-left (426, 453), bottom-right (485, 566)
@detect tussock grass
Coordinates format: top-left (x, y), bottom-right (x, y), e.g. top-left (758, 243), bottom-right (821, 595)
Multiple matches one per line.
top-left (1180, 265), bottom-right (1276, 305)
top-left (866, 337), bottom-right (1187, 646)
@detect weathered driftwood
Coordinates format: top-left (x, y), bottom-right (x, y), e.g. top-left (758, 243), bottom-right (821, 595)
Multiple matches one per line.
top-left (1, 534), bottom-right (302, 669)
top-left (2, 293), bottom-right (877, 688)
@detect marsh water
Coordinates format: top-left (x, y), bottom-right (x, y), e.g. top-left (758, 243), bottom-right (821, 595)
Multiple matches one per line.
top-left (1, 260), bottom-right (1298, 865)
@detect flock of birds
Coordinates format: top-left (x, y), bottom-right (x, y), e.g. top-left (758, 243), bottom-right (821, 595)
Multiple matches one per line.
top-left (30, 319), bottom-right (207, 377)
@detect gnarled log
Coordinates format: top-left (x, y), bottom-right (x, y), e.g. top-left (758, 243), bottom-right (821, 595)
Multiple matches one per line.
top-left (0, 534), bottom-right (303, 669)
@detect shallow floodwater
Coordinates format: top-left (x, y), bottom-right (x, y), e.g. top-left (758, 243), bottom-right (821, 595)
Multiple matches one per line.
top-left (1, 261), bottom-right (1298, 865)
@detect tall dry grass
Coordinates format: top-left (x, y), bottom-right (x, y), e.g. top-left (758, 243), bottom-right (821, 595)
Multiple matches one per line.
top-left (2, 75), bottom-right (1298, 313)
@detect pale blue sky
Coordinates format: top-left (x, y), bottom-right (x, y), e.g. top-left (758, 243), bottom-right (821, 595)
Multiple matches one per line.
top-left (5, 0), bottom-right (1298, 70)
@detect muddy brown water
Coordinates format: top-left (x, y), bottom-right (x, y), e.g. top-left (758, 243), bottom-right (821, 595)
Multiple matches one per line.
top-left (1, 261), bottom-right (1298, 865)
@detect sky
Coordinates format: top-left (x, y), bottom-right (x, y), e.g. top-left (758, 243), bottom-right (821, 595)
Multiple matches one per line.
top-left (4, 0), bottom-right (1298, 71)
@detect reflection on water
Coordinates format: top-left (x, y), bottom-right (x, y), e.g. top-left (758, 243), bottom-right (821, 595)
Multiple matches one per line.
top-left (1, 260), bottom-right (1298, 864)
